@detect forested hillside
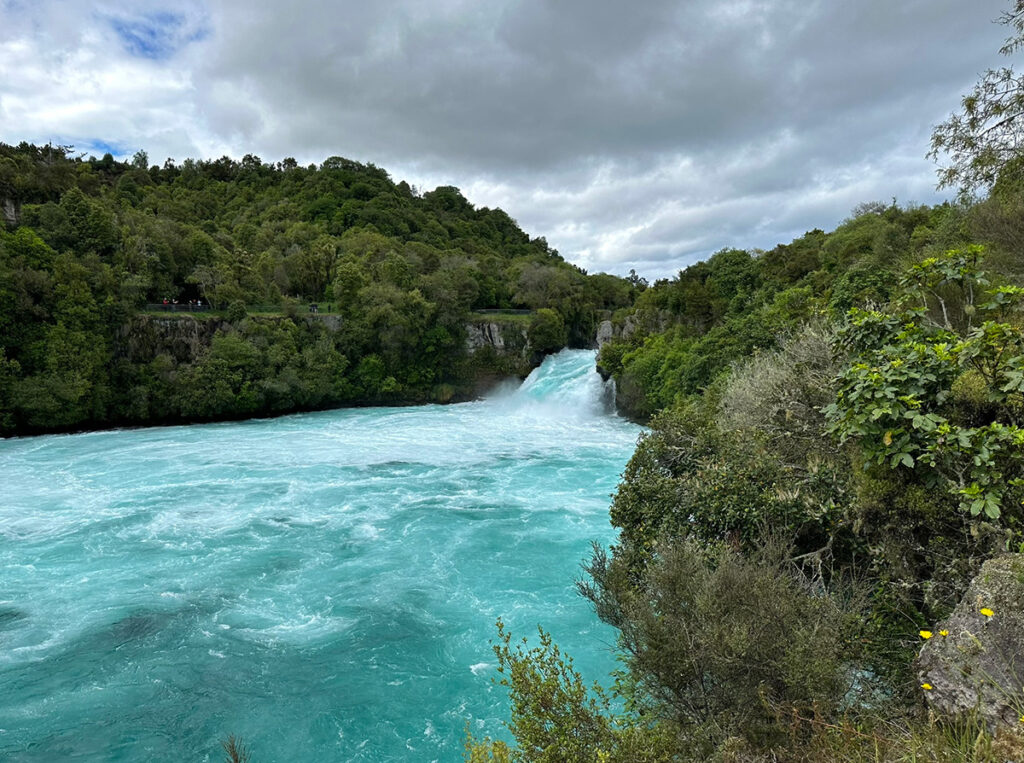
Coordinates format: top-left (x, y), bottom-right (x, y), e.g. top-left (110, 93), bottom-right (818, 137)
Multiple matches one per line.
top-left (0, 143), bottom-right (635, 435)
top-left (468, 6), bottom-right (1024, 758)
top-left (598, 200), bottom-right (972, 419)
top-left (473, 196), bottom-right (1024, 763)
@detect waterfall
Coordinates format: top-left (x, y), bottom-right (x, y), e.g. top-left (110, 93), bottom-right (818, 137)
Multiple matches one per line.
top-left (493, 349), bottom-right (615, 417)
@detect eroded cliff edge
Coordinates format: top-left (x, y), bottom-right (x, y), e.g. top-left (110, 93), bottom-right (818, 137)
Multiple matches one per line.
top-left (118, 313), bottom-right (538, 404)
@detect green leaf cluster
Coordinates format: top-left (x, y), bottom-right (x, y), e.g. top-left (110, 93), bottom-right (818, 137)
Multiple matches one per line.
top-left (826, 248), bottom-right (1024, 520)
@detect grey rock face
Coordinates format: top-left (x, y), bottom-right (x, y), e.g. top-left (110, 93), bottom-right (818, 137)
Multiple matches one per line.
top-left (2, 197), bottom-right (20, 226)
top-left (596, 320), bottom-right (615, 348)
top-left (620, 315), bottom-right (637, 341)
top-left (917, 554), bottom-right (1024, 728)
top-left (119, 314), bottom-right (345, 364)
top-left (466, 322), bottom-right (506, 351)
top-left (314, 314), bottom-right (343, 332)
top-left (118, 315), bottom-right (225, 363)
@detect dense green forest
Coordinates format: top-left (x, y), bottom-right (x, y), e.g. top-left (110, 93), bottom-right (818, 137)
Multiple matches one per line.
top-left (468, 5), bottom-right (1024, 760)
top-left (0, 144), bottom-right (636, 436)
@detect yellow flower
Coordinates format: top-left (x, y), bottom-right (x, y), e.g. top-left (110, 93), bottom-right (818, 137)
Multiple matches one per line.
top-left (981, 608), bottom-right (995, 618)
top-left (919, 630), bottom-right (933, 639)
top-left (1019, 715), bottom-right (1024, 724)
top-left (921, 683), bottom-right (933, 691)
top-left (939, 629), bottom-right (949, 637)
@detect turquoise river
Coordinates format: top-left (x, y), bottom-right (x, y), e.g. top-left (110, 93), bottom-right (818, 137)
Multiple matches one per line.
top-left (0, 349), bottom-right (642, 761)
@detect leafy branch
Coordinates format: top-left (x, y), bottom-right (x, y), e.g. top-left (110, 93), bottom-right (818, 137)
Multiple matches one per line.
top-left (826, 248), bottom-right (1024, 519)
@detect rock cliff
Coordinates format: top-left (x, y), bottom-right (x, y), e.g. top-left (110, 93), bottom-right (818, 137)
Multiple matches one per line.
top-left (464, 320), bottom-right (535, 384)
top-left (465, 321), bottom-right (529, 355)
top-left (119, 313), bottom-right (537, 390)
top-left (2, 196), bottom-right (20, 227)
top-left (118, 315), bottom-right (228, 363)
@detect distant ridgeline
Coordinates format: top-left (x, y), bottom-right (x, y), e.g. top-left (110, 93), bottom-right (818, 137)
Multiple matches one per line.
top-left (0, 142), bottom-right (638, 435)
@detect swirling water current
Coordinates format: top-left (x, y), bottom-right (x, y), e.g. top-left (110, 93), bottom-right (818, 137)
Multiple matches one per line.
top-left (0, 349), bottom-right (641, 761)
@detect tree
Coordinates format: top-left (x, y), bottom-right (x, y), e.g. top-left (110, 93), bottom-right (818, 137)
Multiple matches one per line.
top-left (187, 263), bottom-right (231, 308)
top-left (131, 150), bottom-right (149, 170)
top-left (527, 309), bottom-right (567, 354)
top-left (930, 2), bottom-right (1024, 195)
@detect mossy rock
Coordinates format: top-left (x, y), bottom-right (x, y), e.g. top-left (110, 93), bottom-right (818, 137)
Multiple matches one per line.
top-left (917, 554), bottom-right (1024, 728)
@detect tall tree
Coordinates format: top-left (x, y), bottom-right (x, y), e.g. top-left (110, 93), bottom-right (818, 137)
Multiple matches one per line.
top-left (930, 2), bottom-right (1024, 195)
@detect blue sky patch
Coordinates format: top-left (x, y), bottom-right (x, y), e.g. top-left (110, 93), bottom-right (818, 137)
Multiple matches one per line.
top-left (84, 140), bottom-right (129, 158)
top-left (109, 11), bottom-right (206, 60)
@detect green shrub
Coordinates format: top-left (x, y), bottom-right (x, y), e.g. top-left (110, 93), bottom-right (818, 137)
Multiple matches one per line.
top-left (610, 399), bottom-right (846, 570)
top-left (596, 338), bottom-right (628, 377)
top-left (581, 539), bottom-right (865, 757)
top-left (527, 308), bottom-right (567, 354)
top-left (226, 300), bottom-right (247, 323)
top-left (465, 619), bottom-right (680, 762)
top-left (718, 321), bottom-right (843, 463)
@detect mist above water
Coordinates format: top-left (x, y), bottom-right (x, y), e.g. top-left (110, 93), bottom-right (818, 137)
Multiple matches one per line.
top-left (0, 350), bottom-right (640, 761)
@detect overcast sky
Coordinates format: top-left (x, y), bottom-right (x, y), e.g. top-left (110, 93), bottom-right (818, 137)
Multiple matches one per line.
top-left (0, 0), bottom-right (1013, 278)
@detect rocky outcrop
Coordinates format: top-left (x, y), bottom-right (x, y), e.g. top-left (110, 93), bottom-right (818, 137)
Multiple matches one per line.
top-left (466, 322), bottom-right (509, 352)
top-left (595, 317), bottom-right (636, 350)
top-left (316, 314), bottom-right (343, 332)
top-left (115, 314), bottom-right (540, 407)
top-left (121, 313), bottom-right (536, 380)
top-left (594, 310), bottom-right (668, 349)
top-left (464, 319), bottom-right (536, 387)
top-left (118, 315), bottom-right (228, 363)
top-left (2, 197), bottom-right (20, 227)
top-left (621, 314), bottom-right (641, 341)
top-left (917, 554), bottom-right (1024, 728)
top-left (117, 313), bottom-right (344, 364)
top-left (465, 321), bottom-right (530, 358)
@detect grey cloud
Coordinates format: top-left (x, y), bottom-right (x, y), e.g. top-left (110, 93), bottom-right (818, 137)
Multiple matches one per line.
top-left (0, 0), bottom-right (1014, 277)
top-left (193, 0), bottom-right (1008, 185)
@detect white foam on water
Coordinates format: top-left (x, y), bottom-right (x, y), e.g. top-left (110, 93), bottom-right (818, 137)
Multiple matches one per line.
top-left (0, 349), bottom-right (642, 761)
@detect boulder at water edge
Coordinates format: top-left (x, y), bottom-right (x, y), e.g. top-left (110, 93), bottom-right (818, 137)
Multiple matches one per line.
top-left (916, 554), bottom-right (1024, 727)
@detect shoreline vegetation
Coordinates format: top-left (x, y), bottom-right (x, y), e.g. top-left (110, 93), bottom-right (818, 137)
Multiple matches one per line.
top-left (0, 143), bottom-right (640, 438)
top-left (466, 4), bottom-right (1024, 760)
